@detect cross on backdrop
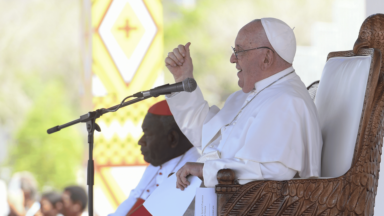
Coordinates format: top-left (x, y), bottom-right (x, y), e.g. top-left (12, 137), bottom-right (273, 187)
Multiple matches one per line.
top-left (118, 19), bottom-right (137, 38)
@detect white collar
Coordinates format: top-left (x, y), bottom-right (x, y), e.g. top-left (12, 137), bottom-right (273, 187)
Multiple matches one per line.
top-left (254, 66), bottom-right (295, 94)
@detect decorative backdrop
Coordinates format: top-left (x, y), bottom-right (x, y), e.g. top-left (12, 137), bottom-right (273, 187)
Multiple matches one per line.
top-left (90, 0), bottom-right (163, 213)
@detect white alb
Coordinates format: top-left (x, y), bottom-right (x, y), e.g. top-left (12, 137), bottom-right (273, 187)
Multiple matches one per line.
top-left (166, 67), bottom-right (323, 187)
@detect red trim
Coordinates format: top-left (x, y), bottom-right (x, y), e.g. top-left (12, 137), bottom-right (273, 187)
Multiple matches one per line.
top-left (126, 198), bottom-right (146, 216)
top-left (127, 203), bottom-right (152, 216)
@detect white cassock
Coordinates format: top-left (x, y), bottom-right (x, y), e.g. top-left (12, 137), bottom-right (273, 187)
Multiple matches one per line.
top-left (109, 147), bottom-right (200, 216)
top-left (166, 67), bottom-right (323, 187)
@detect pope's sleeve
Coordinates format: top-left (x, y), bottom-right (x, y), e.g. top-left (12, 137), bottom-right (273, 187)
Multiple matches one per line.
top-left (203, 159), bottom-right (296, 187)
top-left (166, 85), bottom-right (220, 147)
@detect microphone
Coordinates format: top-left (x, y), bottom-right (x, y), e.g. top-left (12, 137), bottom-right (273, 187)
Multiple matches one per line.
top-left (133, 78), bottom-right (197, 98)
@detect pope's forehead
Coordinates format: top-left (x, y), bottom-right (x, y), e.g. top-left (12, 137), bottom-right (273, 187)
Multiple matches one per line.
top-left (242, 20), bottom-right (262, 32)
top-left (236, 22), bottom-right (266, 45)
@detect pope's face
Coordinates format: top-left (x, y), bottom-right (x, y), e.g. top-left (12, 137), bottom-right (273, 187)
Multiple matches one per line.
top-left (230, 23), bottom-right (266, 93)
top-left (138, 113), bottom-right (173, 166)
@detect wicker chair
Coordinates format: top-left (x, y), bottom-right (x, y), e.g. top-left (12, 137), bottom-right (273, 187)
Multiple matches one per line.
top-left (215, 14), bottom-right (384, 216)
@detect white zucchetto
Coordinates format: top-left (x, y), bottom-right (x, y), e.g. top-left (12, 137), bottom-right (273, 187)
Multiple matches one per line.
top-left (261, 18), bottom-right (296, 64)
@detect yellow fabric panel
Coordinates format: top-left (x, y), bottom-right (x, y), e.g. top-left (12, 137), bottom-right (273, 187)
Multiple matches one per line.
top-left (91, 0), bottom-right (163, 208)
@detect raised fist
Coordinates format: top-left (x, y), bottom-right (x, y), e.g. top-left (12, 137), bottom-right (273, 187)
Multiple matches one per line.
top-left (165, 42), bottom-right (194, 82)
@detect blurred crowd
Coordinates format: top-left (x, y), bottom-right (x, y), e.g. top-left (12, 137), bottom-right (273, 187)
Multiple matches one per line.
top-left (0, 172), bottom-right (88, 216)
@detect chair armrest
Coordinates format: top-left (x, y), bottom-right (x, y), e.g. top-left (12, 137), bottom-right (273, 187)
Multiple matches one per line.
top-left (217, 169), bottom-right (238, 185)
top-left (215, 169), bottom-right (375, 215)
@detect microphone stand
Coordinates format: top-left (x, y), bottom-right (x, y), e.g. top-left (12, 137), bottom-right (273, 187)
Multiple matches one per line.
top-left (47, 95), bottom-right (151, 216)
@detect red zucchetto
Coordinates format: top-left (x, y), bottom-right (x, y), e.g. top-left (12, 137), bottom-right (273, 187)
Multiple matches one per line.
top-left (148, 100), bottom-right (173, 116)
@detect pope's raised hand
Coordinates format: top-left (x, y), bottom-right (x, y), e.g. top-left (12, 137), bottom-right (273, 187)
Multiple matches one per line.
top-left (176, 162), bottom-right (204, 191)
top-left (165, 42), bottom-right (194, 83)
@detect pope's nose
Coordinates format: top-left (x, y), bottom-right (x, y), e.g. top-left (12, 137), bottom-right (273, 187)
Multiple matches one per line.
top-left (230, 53), bottom-right (237, 63)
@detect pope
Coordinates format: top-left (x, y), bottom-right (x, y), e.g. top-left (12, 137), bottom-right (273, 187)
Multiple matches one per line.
top-left (164, 18), bottom-right (323, 190)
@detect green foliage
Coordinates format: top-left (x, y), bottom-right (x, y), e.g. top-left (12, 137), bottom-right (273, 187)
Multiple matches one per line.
top-left (9, 81), bottom-right (83, 191)
top-left (0, 0), bottom-right (82, 129)
top-left (0, 0), bottom-right (84, 190)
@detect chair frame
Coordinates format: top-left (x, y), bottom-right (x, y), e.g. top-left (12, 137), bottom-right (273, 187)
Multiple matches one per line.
top-left (215, 14), bottom-right (384, 216)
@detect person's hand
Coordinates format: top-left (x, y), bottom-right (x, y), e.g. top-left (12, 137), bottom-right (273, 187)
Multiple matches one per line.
top-left (165, 42), bottom-right (194, 82)
top-left (176, 162), bottom-right (204, 191)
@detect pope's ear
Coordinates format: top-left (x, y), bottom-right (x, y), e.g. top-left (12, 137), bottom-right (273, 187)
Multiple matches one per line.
top-left (262, 49), bottom-right (274, 69)
top-left (168, 130), bottom-right (180, 148)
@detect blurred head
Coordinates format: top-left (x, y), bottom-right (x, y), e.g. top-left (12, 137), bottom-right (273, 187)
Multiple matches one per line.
top-left (40, 192), bottom-right (63, 216)
top-left (230, 19), bottom-right (293, 93)
top-left (62, 186), bottom-right (87, 216)
top-left (19, 172), bottom-right (38, 205)
top-left (138, 101), bottom-right (193, 166)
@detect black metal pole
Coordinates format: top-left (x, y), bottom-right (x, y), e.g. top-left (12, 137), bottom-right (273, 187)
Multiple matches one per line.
top-left (86, 119), bottom-right (95, 216)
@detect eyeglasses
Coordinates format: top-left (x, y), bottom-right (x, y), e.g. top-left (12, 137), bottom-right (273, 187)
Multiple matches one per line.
top-left (231, 46), bottom-right (274, 59)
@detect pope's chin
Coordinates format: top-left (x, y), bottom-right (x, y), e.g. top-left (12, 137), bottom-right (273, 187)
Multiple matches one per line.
top-left (237, 71), bottom-right (244, 89)
top-left (238, 80), bottom-right (243, 88)
top-left (238, 80), bottom-right (247, 92)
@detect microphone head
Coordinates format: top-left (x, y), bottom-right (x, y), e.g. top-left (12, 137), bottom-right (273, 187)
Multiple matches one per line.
top-left (182, 78), bottom-right (197, 92)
